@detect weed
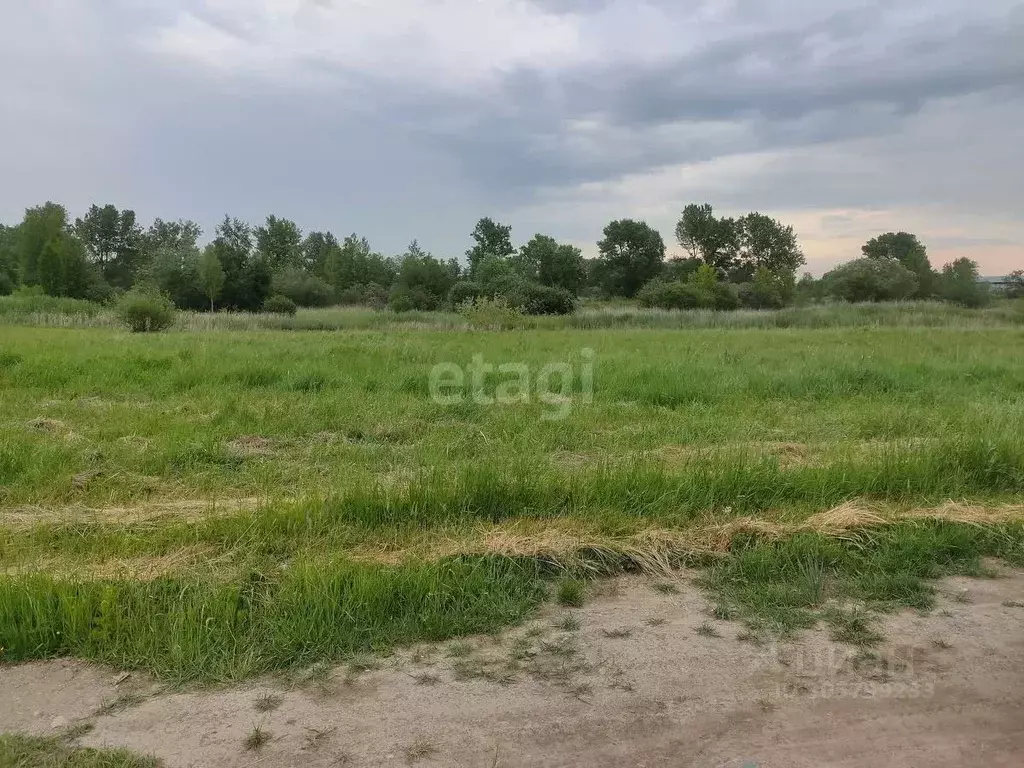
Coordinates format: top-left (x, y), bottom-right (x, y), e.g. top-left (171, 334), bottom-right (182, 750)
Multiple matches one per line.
top-left (601, 627), bottom-right (633, 639)
top-left (413, 672), bottom-right (442, 686)
top-left (95, 693), bottom-right (146, 717)
top-left (1002, 600), bottom-right (1024, 608)
top-left (652, 582), bottom-right (679, 595)
top-left (244, 725), bottom-right (272, 752)
top-left (554, 614), bottom-right (581, 631)
top-left (446, 641), bottom-right (473, 658)
top-left (404, 738), bottom-right (437, 764)
top-left (254, 693), bottom-right (283, 713)
top-left (695, 622), bottom-right (721, 638)
top-left (644, 617), bottom-right (667, 627)
top-left (825, 608), bottom-right (883, 647)
top-left (557, 579), bottom-right (587, 607)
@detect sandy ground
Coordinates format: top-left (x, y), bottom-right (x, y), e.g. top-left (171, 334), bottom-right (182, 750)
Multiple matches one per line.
top-left (2, 571), bottom-right (1023, 768)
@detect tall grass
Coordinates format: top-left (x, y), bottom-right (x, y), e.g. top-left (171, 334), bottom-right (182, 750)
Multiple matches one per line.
top-left (2, 295), bottom-right (1023, 332)
top-left (0, 556), bottom-right (546, 682)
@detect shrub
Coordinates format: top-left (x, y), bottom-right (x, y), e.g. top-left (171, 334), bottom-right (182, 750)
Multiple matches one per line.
top-left (939, 258), bottom-right (990, 308)
top-left (389, 286), bottom-right (440, 313)
top-left (448, 281), bottom-right (483, 308)
top-left (1005, 270), bottom-right (1024, 300)
top-left (270, 268), bottom-right (334, 307)
top-left (637, 277), bottom-right (739, 311)
top-left (116, 290), bottom-right (176, 332)
top-left (508, 282), bottom-right (576, 315)
top-left (262, 294), bottom-right (298, 315)
top-left (823, 258), bottom-right (919, 302)
top-left (457, 297), bottom-right (524, 329)
top-left (737, 268), bottom-right (787, 310)
top-left (637, 280), bottom-right (703, 310)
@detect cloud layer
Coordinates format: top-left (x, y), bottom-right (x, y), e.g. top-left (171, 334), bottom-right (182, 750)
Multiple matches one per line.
top-left (1, 0), bottom-right (1021, 272)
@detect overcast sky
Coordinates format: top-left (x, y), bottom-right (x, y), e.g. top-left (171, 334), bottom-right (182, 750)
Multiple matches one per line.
top-left (2, 1), bottom-right (1022, 274)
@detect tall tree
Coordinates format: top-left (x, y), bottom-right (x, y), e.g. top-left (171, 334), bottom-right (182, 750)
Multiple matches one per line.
top-left (675, 203), bottom-right (740, 278)
top-left (595, 219), bottom-right (665, 297)
top-left (209, 216), bottom-right (269, 311)
top-left (862, 232), bottom-right (936, 298)
top-left (302, 231), bottom-right (339, 276)
top-left (144, 219), bottom-right (202, 255)
top-left (517, 234), bottom-right (587, 295)
top-left (466, 217), bottom-right (514, 277)
top-left (36, 233), bottom-right (92, 299)
top-left (74, 204), bottom-right (143, 289)
top-left (255, 215), bottom-right (303, 272)
top-left (197, 246), bottom-right (226, 311)
top-left (17, 202), bottom-right (69, 286)
top-left (0, 224), bottom-right (18, 293)
top-left (939, 257), bottom-right (989, 308)
top-left (734, 212), bottom-right (805, 284)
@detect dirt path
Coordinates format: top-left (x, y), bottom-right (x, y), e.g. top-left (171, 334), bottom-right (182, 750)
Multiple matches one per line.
top-left (3, 571), bottom-right (1023, 768)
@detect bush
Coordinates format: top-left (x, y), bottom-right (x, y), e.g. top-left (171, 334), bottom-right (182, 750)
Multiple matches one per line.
top-left (939, 258), bottom-right (990, 308)
top-left (637, 280), bottom-right (703, 310)
top-left (270, 269), bottom-right (334, 307)
top-left (1005, 270), bottom-right (1024, 300)
top-left (823, 258), bottom-right (919, 302)
top-left (637, 278), bottom-right (739, 311)
top-left (262, 294), bottom-right (298, 315)
top-left (507, 282), bottom-right (576, 315)
top-left (448, 281), bottom-right (483, 308)
top-left (389, 286), bottom-right (440, 313)
top-left (457, 297), bottom-right (524, 329)
top-left (116, 290), bottom-right (176, 332)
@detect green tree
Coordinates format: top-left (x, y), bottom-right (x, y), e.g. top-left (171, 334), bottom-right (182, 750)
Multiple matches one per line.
top-left (823, 257), bottom-right (919, 302)
top-left (939, 257), bottom-right (989, 308)
top-left (595, 219), bottom-right (665, 297)
top-left (735, 212), bottom-right (805, 284)
top-left (17, 202), bottom-right (69, 286)
top-left (675, 203), bottom-right (740, 278)
top-left (302, 231), bottom-right (340, 276)
top-left (862, 232), bottom-right (936, 298)
top-left (209, 217), bottom-right (270, 311)
top-left (143, 219), bottom-right (202, 256)
top-left (36, 233), bottom-right (92, 299)
top-left (0, 224), bottom-right (17, 293)
top-left (255, 215), bottom-right (303, 272)
top-left (74, 204), bottom-right (143, 289)
top-left (1004, 270), bottom-right (1024, 299)
top-left (517, 234), bottom-right (586, 295)
top-left (196, 246), bottom-right (226, 311)
top-left (466, 217), bottom-right (514, 277)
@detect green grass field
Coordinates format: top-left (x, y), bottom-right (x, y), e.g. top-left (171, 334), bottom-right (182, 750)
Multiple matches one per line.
top-left (2, 304), bottom-right (1023, 681)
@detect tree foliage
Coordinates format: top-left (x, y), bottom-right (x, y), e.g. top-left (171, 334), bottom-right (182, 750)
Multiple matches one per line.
top-left (939, 257), bottom-right (989, 308)
top-left (255, 215), bottom-right (303, 272)
top-left (74, 204), bottom-right (143, 289)
top-left (196, 247), bottom-right (225, 311)
top-left (516, 234), bottom-right (586, 295)
top-left (466, 217), bottom-right (514, 277)
top-left (823, 257), bottom-right (919, 303)
top-left (595, 219), bottom-right (665, 297)
top-left (862, 232), bottom-right (936, 298)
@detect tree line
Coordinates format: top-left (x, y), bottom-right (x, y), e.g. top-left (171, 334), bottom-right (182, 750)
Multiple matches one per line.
top-left (0, 201), bottom-right (1018, 315)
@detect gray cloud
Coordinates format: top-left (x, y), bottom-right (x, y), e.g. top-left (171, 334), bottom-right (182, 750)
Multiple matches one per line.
top-left (0, 1), bottom-right (1021, 270)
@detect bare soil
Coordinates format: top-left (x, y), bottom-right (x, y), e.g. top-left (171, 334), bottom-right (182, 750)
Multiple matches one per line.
top-left (2, 571), bottom-right (1023, 767)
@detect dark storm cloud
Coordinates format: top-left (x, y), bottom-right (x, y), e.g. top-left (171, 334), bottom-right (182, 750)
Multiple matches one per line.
top-left (0, 1), bottom-right (1021, 268)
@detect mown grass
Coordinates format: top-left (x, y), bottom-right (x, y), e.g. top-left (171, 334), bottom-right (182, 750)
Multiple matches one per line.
top-left (0, 733), bottom-right (160, 767)
top-left (1, 310), bottom-right (1023, 682)
top-left (1, 323), bottom-right (1023, 507)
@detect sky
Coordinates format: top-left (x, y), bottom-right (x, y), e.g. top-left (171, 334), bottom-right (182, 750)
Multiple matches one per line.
top-left (2, 1), bottom-right (1022, 275)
